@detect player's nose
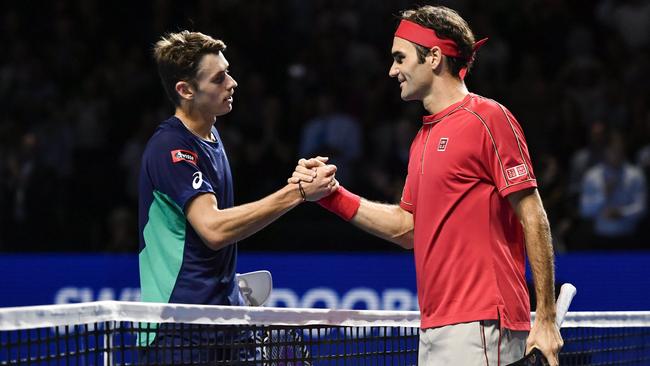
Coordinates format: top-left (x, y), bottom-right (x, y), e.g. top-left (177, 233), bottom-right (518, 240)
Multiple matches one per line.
top-left (389, 64), bottom-right (400, 78)
top-left (227, 74), bottom-right (238, 89)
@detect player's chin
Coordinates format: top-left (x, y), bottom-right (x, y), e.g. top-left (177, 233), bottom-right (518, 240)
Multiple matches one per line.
top-left (215, 103), bottom-right (233, 116)
top-left (400, 91), bottom-right (416, 101)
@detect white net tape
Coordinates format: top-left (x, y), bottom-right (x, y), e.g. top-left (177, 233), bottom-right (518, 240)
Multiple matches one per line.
top-left (1, 301), bottom-right (649, 331)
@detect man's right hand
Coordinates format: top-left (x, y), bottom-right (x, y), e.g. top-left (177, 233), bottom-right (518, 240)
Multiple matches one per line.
top-left (288, 156), bottom-right (329, 184)
top-left (288, 156), bottom-right (338, 201)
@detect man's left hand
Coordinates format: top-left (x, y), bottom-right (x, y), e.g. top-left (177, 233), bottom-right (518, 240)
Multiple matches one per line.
top-left (526, 318), bottom-right (563, 366)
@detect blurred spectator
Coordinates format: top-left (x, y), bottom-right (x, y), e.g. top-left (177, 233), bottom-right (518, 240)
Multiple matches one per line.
top-left (1, 1), bottom-right (649, 251)
top-left (580, 132), bottom-right (647, 248)
top-left (568, 121), bottom-right (608, 196)
top-left (536, 152), bottom-right (569, 252)
top-left (4, 133), bottom-right (58, 250)
top-left (299, 93), bottom-right (362, 186)
top-left (597, 0), bottom-right (650, 51)
top-left (119, 108), bottom-right (161, 204)
top-left (240, 96), bottom-right (294, 197)
top-left (106, 206), bottom-right (137, 253)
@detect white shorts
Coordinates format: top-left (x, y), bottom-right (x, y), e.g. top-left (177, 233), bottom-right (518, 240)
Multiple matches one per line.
top-left (418, 320), bottom-right (528, 365)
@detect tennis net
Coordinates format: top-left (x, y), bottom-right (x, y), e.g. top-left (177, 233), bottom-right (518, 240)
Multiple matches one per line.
top-left (0, 301), bottom-right (649, 365)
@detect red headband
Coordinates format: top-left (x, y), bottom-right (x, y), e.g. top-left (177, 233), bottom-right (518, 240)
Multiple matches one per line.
top-left (394, 19), bottom-right (488, 79)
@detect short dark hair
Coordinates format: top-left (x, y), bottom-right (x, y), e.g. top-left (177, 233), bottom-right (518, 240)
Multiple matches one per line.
top-left (153, 31), bottom-right (226, 106)
top-left (399, 5), bottom-right (476, 78)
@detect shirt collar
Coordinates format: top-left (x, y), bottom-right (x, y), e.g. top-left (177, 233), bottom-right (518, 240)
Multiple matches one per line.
top-left (422, 93), bottom-right (473, 125)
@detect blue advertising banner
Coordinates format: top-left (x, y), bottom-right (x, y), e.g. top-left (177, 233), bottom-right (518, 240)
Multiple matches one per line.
top-left (0, 252), bottom-right (648, 311)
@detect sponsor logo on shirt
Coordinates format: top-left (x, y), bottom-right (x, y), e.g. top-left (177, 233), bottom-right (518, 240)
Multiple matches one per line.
top-left (506, 163), bottom-right (528, 180)
top-left (192, 172), bottom-right (203, 189)
top-left (171, 149), bottom-right (198, 165)
top-left (437, 138), bottom-right (449, 151)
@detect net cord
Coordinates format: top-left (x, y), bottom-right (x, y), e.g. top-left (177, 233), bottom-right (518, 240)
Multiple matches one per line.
top-left (0, 301), bottom-right (420, 330)
top-left (1, 301), bottom-right (649, 331)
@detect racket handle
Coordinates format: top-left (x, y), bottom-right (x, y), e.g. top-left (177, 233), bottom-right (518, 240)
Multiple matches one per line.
top-left (555, 283), bottom-right (577, 328)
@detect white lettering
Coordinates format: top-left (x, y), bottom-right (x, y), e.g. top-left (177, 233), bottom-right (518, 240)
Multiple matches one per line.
top-left (53, 286), bottom-right (417, 311)
top-left (54, 287), bottom-right (84, 304)
top-left (54, 287), bottom-right (141, 304)
top-left (382, 289), bottom-right (413, 311)
top-left (301, 288), bottom-right (339, 309)
top-left (341, 288), bottom-right (380, 310)
top-left (54, 287), bottom-right (94, 304)
top-left (97, 288), bottom-right (115, 301)
top-left (267, 289), bottom-right (299, 308)
top-left (118, 288), bottom-right (141, 301)
top-left (267, 288), bottom-right (418, 310)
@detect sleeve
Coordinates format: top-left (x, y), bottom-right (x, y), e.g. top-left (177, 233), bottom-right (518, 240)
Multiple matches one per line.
top-left (480, 106), bottom-right (537, 197)
top-left (399, 174), bottom-right (415, 213)
top-left (145, 135), bottom-right (215, 211)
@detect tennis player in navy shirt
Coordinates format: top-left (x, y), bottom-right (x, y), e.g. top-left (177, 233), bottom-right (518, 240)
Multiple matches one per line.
top-left (138, 31), bottom-right (338, 363)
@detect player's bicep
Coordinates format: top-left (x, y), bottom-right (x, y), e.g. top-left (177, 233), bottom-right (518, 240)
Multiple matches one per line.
top-left (186, 193), bottom-right (220, 247)
top-left (396, 205), bottom-right (415, 249)
top-left (384, 204), bottom-right (414, 248)
top-left (397, 205), bottom-right (414, 230)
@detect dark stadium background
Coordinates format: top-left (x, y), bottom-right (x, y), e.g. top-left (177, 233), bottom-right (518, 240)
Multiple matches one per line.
top-left (1, 0), bottom-right (648, 253)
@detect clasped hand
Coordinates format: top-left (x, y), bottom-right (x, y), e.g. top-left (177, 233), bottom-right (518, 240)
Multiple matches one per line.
top-left (288, 156), bottom-right (338, 201)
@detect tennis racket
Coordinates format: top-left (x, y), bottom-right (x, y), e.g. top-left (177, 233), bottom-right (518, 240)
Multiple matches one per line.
top-left (506, 283), bottom-right (577, 366)
top-left (237, 270), bottom-right (273, 306)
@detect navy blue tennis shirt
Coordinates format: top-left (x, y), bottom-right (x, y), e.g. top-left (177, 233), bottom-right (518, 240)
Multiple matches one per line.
top-left (138, 116), bottom-right (242, 307)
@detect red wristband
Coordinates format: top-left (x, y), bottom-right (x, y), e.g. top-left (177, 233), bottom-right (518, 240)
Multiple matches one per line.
top-left (317, 186), bottom-right (361, 221)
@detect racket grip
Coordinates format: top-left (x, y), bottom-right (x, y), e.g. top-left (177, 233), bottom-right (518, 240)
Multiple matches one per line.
top-left (555, 283), bottom-right (577, 328)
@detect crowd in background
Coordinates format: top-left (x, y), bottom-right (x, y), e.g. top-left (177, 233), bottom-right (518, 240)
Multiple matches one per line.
top-left (1, 0), bottom-right (649, 252)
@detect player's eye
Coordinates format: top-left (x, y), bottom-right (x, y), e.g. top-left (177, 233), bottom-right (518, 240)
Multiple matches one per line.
top-left (213, 71), bottom-right (228, 84)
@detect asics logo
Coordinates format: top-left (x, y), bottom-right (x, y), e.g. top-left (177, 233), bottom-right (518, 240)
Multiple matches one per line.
top-left (192, 172), bottom-right (203, 189)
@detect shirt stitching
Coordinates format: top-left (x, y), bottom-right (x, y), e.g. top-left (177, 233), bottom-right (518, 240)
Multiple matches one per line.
top-left (461, 107), bottom-right (509, 188)
top-left (498, 179), bottom-right (537, 192)
top-left (494, 101), bottom-right (532, 180)
top-left (421, 126), bottom-right (433, 175)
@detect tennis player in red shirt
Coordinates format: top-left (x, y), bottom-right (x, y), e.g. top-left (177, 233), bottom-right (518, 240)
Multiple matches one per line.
top-left (292, 5), bottom-right (563, 365)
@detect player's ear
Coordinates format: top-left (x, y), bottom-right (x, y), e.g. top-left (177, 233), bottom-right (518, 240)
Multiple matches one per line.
top-left (175, 80), bottom-right (195, 101)
top-left (427, 46), bottom-right (443, 71)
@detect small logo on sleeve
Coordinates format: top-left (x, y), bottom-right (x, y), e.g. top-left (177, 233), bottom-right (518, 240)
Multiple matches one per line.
top-left (171, 150), bottom-right (198, 165)
top-left (192, 172), bottom-right (203, 189)
top-left (506, 164), bottom-right (528, 180)
top-left (437, 138), bottom-right (449, 151)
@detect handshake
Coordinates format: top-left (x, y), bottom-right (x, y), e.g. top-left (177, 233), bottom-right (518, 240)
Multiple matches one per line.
top-left (287, 156), bottom-right (338, 202)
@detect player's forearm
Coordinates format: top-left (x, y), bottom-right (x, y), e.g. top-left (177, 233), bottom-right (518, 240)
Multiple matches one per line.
top-left (523, 211), bottom-right (556, 320)
top-left (200, 184), bottom-right (302, 250)
top-left (351, 200), bottom-right (414, 249)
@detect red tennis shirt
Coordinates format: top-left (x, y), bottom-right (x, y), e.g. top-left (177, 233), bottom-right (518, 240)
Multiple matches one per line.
top-left (400, 93), bottom-right (536, 331)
